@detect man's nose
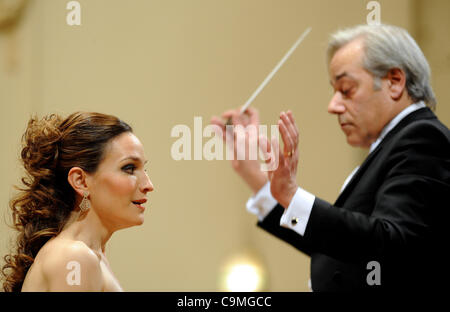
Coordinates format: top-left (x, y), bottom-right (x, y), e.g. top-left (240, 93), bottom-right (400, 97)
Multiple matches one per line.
top-left (328, 92), bottom-right (346, 114)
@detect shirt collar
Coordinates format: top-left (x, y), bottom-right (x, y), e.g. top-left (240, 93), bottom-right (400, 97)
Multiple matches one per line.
top-left (369, 101), bottom-right (426, 153)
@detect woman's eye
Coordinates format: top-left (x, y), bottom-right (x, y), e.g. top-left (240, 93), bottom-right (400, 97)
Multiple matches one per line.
top-left (341, 89), bottom-right (351, 97)
top-left (122, 164), bottom-right (136, 174)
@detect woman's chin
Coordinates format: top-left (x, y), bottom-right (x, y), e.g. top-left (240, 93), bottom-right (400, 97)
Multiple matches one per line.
top-left (136, 217), bottom-right (144, 226)
top-left (127, 210), bottom-right (146, 226)
top-left (117, 215), bottom-right (145, 230)
top-left (135, 214), bottom-right (145, 225)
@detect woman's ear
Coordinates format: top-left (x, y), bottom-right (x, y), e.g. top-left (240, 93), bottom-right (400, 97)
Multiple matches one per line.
top-left (67, 167), bottom-right (89, 197)
top-left (386, 68), bottom-right (406, 101)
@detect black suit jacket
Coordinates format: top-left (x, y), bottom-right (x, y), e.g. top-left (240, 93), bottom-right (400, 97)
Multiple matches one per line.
top-left (258, 107), bottom-right (450, 291)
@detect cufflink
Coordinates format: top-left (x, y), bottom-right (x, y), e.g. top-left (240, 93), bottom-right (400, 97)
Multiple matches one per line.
top-left (291, 217), bottom-right (299, 225)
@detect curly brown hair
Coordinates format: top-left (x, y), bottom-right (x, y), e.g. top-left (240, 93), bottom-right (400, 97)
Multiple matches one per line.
top-left (1, 112), bottom-right (132, 292)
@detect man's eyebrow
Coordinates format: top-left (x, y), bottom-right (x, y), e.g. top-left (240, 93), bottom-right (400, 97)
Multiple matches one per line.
top-left (330, 72), bottom-right (355, 86)
top-left (121, 156), bottom-right (148, 164)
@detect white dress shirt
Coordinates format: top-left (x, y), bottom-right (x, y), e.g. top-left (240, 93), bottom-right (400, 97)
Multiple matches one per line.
top-left (246, 101), bottom-right (426, 236)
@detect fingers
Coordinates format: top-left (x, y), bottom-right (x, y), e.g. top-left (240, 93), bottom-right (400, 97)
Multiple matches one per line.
top-left (212, 107), bottom-right (240, 140)
top-left (271, 136), bottom-right (284, 168)
top-left (280, 111), bottom-right (298, 147)
top-left (279, 111), bottom-right (299, 155)
top-left (244, 107), bottom-right (260, 126)
top-left (210, 116), bottom-right (227, 141)
top-left (216, 107), bottom-right (260, 129)
top-left (286, 111), bottom-right (299, 139)
top-left (211, 116), bottom-right (225, 128)
top-left (215, 109), bottom-right (299, 163)
top-left (221, 109), bottom-right (239, 119)
top-left (278, 119), bottom-right (294, 157)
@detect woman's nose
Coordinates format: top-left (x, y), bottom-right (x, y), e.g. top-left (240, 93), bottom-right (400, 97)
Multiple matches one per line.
top-left (140, 172), bottom-right (154, 194)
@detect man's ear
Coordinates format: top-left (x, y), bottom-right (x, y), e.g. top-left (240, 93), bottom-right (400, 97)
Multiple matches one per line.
top-left (67, 167), bottom-right (89, 197)
top-left (386, 68), bottom-right (406, 101)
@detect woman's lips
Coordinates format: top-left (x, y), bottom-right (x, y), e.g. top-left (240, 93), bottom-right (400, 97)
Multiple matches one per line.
top-left (132, 199), bottom-right (147, 211)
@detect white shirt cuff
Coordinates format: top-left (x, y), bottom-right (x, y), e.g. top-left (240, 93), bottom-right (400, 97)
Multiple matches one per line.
top-left (279, 187), bottom-right (315, 236)
top-left (246, 181), bottom-right (277, 222)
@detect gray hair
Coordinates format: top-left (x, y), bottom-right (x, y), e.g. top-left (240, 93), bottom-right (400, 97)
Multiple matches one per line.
top-left (327, 24), bottom-right (436, 110)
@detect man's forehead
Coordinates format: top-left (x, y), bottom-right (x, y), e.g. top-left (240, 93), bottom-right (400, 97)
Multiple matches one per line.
top-left (334, 37), bottom-right (365, 60)
top-left (329, 39), bottom-right (365, 82)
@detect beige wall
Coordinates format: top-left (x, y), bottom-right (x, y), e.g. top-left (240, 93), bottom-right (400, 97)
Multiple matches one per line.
top-left (0, 0), bottom-right (448, 291)
top-left (415, 0), bottom-right (450, 124)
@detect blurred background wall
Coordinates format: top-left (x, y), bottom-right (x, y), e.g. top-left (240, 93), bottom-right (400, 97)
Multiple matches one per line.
top-left (0, 0), bottom-right (448, 291)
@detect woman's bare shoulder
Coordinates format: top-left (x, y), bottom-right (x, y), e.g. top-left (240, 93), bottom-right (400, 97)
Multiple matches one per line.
top-left (38, 238), bottom-right (99, 263)
top-left (37, 238), bottom-right (103, 291)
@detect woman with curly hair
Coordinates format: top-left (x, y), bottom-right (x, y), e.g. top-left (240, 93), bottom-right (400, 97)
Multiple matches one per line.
top-left (2, 112), bottom-right (154, 291)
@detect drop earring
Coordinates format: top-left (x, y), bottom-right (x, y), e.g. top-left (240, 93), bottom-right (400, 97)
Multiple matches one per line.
top-left (79, 191), bottom-right (91, 212)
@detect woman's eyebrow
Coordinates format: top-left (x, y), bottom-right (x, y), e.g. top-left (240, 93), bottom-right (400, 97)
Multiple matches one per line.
top-left (121, 156), bottom-right (148, 164)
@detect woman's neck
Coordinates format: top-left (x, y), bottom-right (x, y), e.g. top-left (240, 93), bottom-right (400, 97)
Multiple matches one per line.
top-left (60, 210), bottom-right (113, 255)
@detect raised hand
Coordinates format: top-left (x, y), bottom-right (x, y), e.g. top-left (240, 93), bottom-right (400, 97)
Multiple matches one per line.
top-left (259, 111), bottom-right (299, 208)
top-left (211, 107), bottom-right (268, 194)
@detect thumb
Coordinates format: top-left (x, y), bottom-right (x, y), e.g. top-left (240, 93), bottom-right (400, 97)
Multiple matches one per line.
top-left (259, 135), bottom-right (272, 164)
top-left (259, 135), bottom-right (274, 177)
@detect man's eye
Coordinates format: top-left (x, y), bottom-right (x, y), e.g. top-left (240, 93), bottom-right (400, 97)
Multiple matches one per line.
top-left (122, 164), bottom-right (136, 174)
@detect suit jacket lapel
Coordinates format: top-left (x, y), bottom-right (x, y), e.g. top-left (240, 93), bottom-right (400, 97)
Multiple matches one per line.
top-left (334, 107), bottom-right (436, 206)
